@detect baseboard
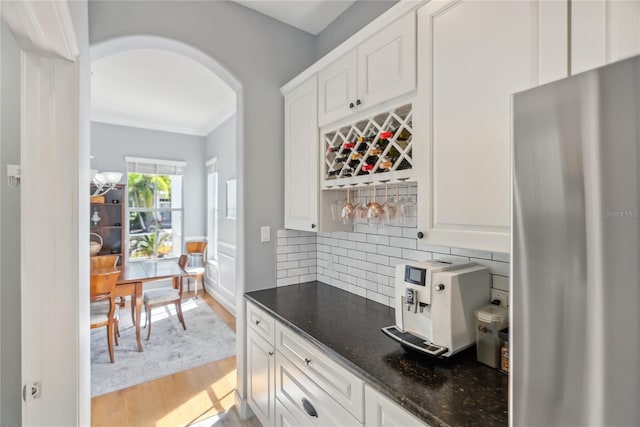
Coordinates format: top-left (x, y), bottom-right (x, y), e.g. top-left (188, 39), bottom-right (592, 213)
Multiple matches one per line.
top-left (204, 282), bottom-right (236, 316)
top-left (234, 391), bottom-right (254, 420)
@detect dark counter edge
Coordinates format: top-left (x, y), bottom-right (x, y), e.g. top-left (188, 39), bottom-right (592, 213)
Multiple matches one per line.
top-left (245, 287), bottom-right (450, 427)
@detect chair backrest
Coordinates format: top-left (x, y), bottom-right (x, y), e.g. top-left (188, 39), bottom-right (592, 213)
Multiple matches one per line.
top-left (178, 254), bottom-right (189, 269)
top-left (90, 270), bottom-right (120, 299)
top-left (90, 255), bottom-right (119, 269)
top-left (185, 241), bottom-right (207, 266)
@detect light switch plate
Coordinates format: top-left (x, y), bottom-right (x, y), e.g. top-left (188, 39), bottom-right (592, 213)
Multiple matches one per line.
top-left (260, 226), bottom-right (270, 243)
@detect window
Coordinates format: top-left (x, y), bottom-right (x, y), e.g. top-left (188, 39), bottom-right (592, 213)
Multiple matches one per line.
top-left (206, 158), bottom-right (218, 261)
top-left (126, 157), bottom-right (185, 261)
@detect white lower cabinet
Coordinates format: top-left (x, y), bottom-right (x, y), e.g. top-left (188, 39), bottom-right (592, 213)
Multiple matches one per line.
top-left (247, 326), bottom-right (276, 427)
top-left (247, 304), bottom-right (427, 427)
top-left (275, 397), bottom-right (312, 427)
top-left (275, 352), bottom-right (361, 426)
top-left (365, 385), bottom-right (428, 427)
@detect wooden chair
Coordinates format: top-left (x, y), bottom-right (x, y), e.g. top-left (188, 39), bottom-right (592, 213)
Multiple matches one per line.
top-left (184, 241), bottom-right (207, 298)
top-left (90, 270), bottom-right (121, 363)
top-left (143, 255), bottom-right (187, 340)
top-left (90, 254), bottom-right (119, 269)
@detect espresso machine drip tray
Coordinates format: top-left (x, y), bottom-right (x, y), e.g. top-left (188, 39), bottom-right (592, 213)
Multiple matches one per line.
top-left (382, 326), bottom-right (448, 357)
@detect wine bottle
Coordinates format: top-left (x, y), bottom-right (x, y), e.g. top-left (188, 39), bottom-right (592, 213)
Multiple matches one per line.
top-left (369, 148), bottom-right (382, 156)
top-left (351, 152), bottom-right (364, 160)
top-left (334, 155), bottom-right (348, 163)
top-left (379, 159), bottom-right (393, 169)
top-left (327, 169), bottom-right (341, 176)
top-left (362, 164), bottom-right (375, 172)
top-left (379, 131), bottom-right (393, 139)
top-left (356, 143), bottom-right (369, 153)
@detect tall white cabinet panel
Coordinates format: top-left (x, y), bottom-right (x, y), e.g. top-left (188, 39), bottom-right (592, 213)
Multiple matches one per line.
top-left (357, 11), bottom-right (416, 110)
top-left (247, 326), bottom-right (276, 427)
top-left (284, 76), bottom-right (319, 232)
top-left (318, 51), bottom-right (358, 127)
top-left (572, 0), bottom-right (640, 75)
top-left (364, 386), bottom-right (427, 427)
top-left (415, 0), bottom-right (567, 253)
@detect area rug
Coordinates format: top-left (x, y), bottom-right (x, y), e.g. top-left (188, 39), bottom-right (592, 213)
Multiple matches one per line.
top-left (91, 297), bottom-right (236, 397)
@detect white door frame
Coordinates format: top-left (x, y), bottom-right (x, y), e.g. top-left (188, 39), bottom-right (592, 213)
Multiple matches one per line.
top-left (2, 1), bottom-right (90, 425)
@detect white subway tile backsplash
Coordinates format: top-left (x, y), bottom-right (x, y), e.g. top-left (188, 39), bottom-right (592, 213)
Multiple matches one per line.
top-left (389, 237), bottom-right (417, 250)
top-left (276, 245), bottom-right (300, 254)
top-left (287, 252), bottom-right (311, 261)
top-left (300, 259), bottom-right (317, 267)
top-left (276, 227), bottom-right (510, 308)
top-left (288, 268), bottom-right (309, 277)
top-left (339, 240), bottom-right (358, 250)
top-left (492, 275), bottom-right (510, 291)
top-left (367, 234), bottom-right (390, 245)
top-left (277, 229), bottom-right (300, 238)
top-left (277, 277), bottom-right (299, 287)
top-left (377, 226), bottom-right (403, 237)
top-left (331, 246), bottom-right (348, 256)
top-left (451, 247), bottom-right (493, 260)
top-left (367, 252), bottom-right (389, 266)
top-left (402, 249), bottom-right (431, 262)
top-left (356, 242), bottom-right (378, 253)
top-left (347, 249), bottom-right (367, 261)
top-left (492, 252), bottom-right (510, 263)
top-left (348, 232), bottom-right (368, 242)
top-left (277, 260), bottom-right (299, 270)
top-left (366, 290), bottom-right (390, 306)
top-left (377, 245), bottom-right (403, 257)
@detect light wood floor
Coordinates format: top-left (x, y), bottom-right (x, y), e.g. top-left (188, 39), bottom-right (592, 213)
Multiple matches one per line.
top-left (92, 291), bottom-right (260, 427)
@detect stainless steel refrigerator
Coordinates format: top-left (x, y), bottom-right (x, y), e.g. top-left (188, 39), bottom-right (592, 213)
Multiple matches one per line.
top-left (512, 55), bottom-right (640, 426)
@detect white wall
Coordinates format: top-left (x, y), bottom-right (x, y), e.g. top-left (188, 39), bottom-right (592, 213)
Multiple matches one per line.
top-left (91, 122), bottom-right (207, 241)
top-left (89, 1), bottom-right (317, 293)
top-left (0, 20), bottom-right (22, 427)
top-left (205, 114), bottom-right (237, 247)
top-left (314, 0), bottom-right (398, 59)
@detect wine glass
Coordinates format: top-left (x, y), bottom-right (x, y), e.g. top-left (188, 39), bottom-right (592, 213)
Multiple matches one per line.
top-left (400, 182), bottom-right (417, 226)
top-left (341, 188), bottom-right (354, 225)
top-left (367, 185), bottom-right (384, 225)
top-left (382, 183), bottom-right (399, 225)
top-left (330, 190), bottom-right (343, 222)
top-left (353, 188), bottom-right (368, 224)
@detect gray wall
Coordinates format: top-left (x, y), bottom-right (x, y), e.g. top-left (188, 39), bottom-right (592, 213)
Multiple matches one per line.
top-left (89, 0), bottom-right (316, 292)
top-left (315, 0), bottom-right (398, 59)
top-left (1, 20), bottom-right (22, 427)
top-left (91, 122), bottom-right (207, 240)
top-left (206, 114), bottom-right (237, 247)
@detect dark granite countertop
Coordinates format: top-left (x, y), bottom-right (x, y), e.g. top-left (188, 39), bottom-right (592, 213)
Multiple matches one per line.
top-left (245, 281), bottom-right (508, 427)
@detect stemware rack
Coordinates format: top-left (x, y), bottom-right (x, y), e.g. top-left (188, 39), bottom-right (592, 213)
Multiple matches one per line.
top-left (322, 103), bottom-right (414, 188)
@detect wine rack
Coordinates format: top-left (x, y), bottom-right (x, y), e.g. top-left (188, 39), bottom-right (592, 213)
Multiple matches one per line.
top-left (322, 103), bottom-right (414, 188)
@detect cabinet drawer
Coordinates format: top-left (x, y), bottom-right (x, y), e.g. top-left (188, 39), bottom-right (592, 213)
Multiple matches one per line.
top-left (275, 397), bottom-right (313, 427)
top-left (276, 352), bottom-right (362, 427)
top-left (247, 301), bottom-right (275, 344)
top-left (276, 323), bottom-right (364, 422)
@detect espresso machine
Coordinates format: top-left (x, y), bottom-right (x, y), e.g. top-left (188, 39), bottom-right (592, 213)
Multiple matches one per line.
top-left (382, 259), bottom-right (490, 357)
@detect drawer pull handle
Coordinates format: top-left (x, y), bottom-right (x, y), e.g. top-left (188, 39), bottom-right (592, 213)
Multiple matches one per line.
top-left (304, 358), bottom-right (311, 366)
top-left (268, 351), bottom-right (274, 356)
top-left (255, 320), bottom-right (261, 325)
top-left (302, 398), bottom-right (318, 418)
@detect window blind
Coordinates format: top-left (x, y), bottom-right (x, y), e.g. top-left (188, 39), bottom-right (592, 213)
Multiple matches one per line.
top-left (126, 156), bottom-right (186, 175)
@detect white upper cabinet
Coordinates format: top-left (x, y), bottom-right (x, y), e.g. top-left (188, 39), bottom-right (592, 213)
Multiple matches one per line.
top-left (284, 76), bottom-right (319, 232)
top-left (415, 0), bottom-right (568, 253)
top-left (572, 0), bottom-right (640, 75)
top-left (318, 50), bottom-right (358, 127)
top-left (357, 12), bottom-right (416, 110)
top-left (318, 12), bottom-right (416, 127)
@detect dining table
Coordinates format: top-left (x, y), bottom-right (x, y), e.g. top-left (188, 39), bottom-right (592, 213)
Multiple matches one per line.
top-left (91, 259), bottom-right (187, 352)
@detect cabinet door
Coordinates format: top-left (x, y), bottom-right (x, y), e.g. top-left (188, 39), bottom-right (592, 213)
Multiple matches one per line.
top-left (364, 385), bottom-right (427, 427)
top-left (318, 50), bottom-right (358, 127)
top-left (357, 12), bottom-right (416, 110)
top-left (247, 327), bottom-right (276, 427)
top-left (572, 0), bottom-right (640, 75)
top-left (284, 76), bottom-right (319, 232)
top-left (415, 0), bottom-right (567, 253)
